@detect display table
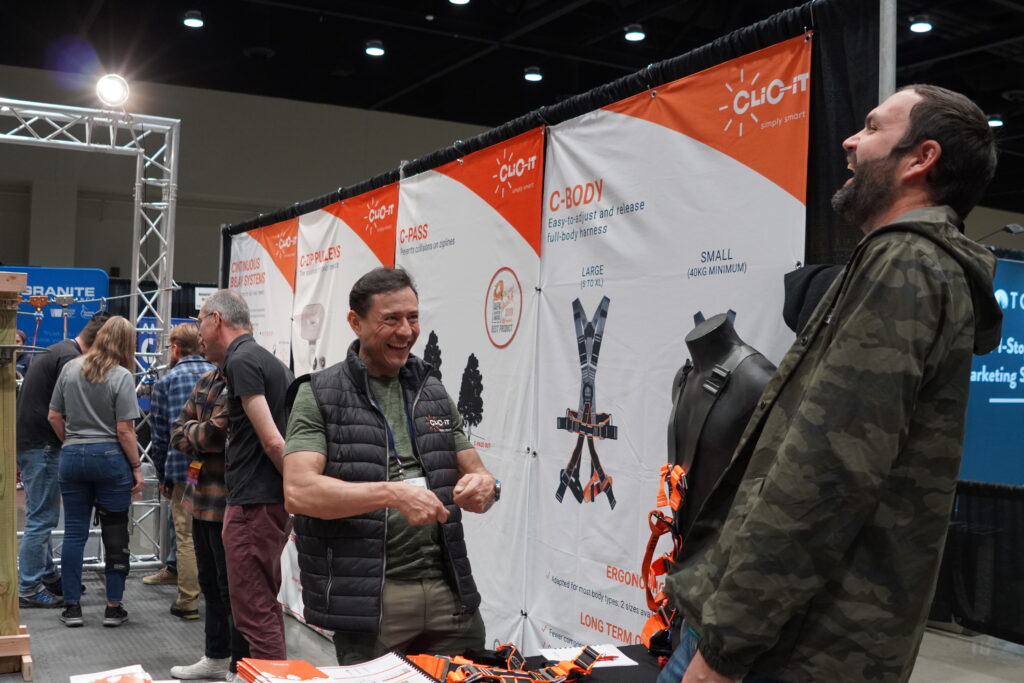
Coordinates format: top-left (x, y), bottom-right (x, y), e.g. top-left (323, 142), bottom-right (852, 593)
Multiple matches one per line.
top-left (526, 644), bottom-right (663, 683)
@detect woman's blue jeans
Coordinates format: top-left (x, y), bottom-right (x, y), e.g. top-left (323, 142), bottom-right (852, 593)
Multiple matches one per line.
top-left (59, 442), bottom-right (132, 604)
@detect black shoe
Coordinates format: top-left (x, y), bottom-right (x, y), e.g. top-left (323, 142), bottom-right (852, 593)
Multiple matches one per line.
top-left (103, 604), bottom-right (128, 627)
top-left (170, 604), bottom-right (200, 620)
top-left (60, 603), bottom-right (84, 627)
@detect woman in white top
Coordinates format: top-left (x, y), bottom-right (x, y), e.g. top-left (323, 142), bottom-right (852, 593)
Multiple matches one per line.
top-left (48, 316), bottom-right (143, 628)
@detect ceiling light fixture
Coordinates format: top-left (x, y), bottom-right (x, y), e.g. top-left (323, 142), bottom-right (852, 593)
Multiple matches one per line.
top-left (449, 0), bottom-right (471, 5)
top-left (909, 16), bottom-right (933, 33)
top-left (365, 40), bottom-right (385, 57)
top-left (96, 74), bottom-right (130, 107)
top-left (183, 10), bottom-right (204, 29)
top-left (524, 66), bottom-right (542, 82)
top-left (987, 114), bottom-right (1005, 128)
top-left (624, 24), bottom-right (646, 42)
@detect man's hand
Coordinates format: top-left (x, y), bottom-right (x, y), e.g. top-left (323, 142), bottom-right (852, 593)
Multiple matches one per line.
top-left (453, 472), bottom-right (497, 513)
top-left (681, 651), bottom-right (741, 683)
top-left (392, 483), bottom-right (449, 524)
top-left (160, 483), bottom-right (172, 499)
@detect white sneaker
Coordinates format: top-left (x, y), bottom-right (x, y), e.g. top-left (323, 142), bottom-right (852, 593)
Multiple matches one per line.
top-left (224, 674), bottom-right (238, 683)
top-left (170, 656), bottom-right (230, 680)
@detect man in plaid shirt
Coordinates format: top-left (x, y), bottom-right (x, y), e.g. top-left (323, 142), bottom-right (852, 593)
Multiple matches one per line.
top-left (150, 324), bottom-right (215, 621)
top-left (168, 364), bottom-right (250, 681)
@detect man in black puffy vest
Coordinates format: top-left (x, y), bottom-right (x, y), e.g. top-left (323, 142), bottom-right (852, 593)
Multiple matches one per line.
top-left (284, 267), bottom-right (499, 665)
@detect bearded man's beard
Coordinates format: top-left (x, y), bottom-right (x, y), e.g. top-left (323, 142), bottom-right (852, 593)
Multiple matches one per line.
top-left (831, 153), bottom-right (901, 230)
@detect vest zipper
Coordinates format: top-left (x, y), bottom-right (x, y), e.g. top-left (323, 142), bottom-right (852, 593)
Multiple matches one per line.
top-left (411, 376), bottom-right (469, 615)
top-left (364, 372), bottom-right (390, 636)
top-left (378, 510), bottom-right (388, 635)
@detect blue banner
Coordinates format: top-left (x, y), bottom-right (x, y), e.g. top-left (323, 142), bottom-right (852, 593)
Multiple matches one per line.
top-left (1, 265), bottom-right (109, 349)
top-left (960, 258), bottom-right (1024, 486)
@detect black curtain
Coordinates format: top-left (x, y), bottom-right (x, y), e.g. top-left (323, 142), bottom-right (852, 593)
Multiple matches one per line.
top-left (932, 481), bottom-right (1024, 645)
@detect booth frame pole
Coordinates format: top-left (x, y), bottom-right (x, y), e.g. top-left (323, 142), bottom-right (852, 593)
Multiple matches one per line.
top-left (879, 0), bottom-right (897, 101)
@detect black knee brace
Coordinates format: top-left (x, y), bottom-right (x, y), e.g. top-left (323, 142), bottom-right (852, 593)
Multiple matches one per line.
top-left (97, 506), bottom-right (131, 577)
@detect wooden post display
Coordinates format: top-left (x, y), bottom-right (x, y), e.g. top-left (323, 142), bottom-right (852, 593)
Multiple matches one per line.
top-left (0, 271), bottom-right (32, 680)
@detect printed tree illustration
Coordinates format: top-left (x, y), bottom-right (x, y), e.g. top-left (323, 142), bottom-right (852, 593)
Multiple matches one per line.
top-left (457, 353), bottom-right (484, 441)
top-left (423, 330), bottom-right (443, 382)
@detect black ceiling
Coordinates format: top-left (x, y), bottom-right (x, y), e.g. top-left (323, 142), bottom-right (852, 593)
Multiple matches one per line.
top-left (2, 0), bottom-right (1023, 212)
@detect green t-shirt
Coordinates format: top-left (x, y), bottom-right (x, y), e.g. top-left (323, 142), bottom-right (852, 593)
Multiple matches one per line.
top-left (285, 376), bottom-right (472, 579)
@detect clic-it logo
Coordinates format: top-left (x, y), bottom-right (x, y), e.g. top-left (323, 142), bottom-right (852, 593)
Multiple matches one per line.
top-left (493, 148), bottom-right (538, 198)
top-left (363, 196), bottom-right (396, 234)
top-left (719, 69), bottom-right (809, 136)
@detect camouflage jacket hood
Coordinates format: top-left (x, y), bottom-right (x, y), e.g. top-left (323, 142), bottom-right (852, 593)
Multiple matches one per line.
top-left (665, 205), bottom-right (1002, 683)
top-left (871, 205), bottom-right (1002, 353)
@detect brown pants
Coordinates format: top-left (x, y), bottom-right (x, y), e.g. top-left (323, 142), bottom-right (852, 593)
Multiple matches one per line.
top-left (332, 577), bottom-right (485, 665)
top-left (171, 482), bottom-right (200, 610)
top-left (222, 503), bottom-right (291, 660)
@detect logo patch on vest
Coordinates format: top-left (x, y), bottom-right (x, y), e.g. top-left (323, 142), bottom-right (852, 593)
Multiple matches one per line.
top-left (424, 415), bottom-right (453, 432)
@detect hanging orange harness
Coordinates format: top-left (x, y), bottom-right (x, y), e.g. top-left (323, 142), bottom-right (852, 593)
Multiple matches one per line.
top-left (639, 462), bottom-right (688, 654)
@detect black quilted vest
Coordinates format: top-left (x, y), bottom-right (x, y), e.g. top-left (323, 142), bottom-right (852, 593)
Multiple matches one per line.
top-left (289, 341), bottom-right (480, 633)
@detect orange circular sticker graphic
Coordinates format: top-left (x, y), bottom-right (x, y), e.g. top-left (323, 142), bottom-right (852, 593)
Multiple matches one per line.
top-left (485, 267), bottom-right (523, 348)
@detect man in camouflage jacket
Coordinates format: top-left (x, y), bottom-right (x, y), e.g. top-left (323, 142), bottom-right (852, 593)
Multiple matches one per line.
top-left (662, 86), bottom-right (1003, 683)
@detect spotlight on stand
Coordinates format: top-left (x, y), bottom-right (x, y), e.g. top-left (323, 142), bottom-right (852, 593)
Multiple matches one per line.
top-left (909, 16), bottom-right (933, 33)
top-left (624, 24), bottom-right (646, 42)
top-left (96, 74), bottom-right (130, 107)
top-left (987, 114), bottom-right (1005, 128)
top-left (183, 10), bottom-right (204, 28)
top-left (365, 40), bottom-right (385, 57)
top-left (524, 66), bottom-right (542, 82)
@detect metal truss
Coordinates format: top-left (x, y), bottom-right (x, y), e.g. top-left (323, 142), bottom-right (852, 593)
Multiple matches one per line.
top-left (0, 96), bottom-right (181, 565)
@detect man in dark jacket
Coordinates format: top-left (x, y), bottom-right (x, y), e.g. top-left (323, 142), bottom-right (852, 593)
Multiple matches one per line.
top-left (283, 267), bottom-right (498, 665)
top-left (660, 85), bottom-right (1002, 683)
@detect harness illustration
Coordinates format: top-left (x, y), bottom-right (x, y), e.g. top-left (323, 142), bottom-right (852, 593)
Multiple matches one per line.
top-left (555, 296), bottom-right (617, 509)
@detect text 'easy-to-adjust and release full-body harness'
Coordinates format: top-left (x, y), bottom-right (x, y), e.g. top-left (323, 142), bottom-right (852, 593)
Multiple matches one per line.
top-left (555, 296), bottom-right (618, 510)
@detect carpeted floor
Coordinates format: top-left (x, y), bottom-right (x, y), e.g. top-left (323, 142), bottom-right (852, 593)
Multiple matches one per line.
top-left (6, 572), bottom-right (333, 683)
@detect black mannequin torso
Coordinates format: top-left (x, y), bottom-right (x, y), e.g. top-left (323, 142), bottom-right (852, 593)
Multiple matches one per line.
top-left (668, 313), bottom-right (776, 536)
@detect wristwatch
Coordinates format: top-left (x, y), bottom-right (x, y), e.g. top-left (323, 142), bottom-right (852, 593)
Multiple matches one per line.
top-left (492, 479), bottom-right (502, 503)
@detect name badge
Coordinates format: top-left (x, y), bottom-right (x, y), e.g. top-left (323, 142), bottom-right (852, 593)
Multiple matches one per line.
top-left (403, 476), bottom-right (428, 489)
top-left (186, 461), bottom-right (203, 486)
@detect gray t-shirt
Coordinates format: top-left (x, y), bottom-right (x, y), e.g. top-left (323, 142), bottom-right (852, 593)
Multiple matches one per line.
top-left (50, 357), bottom-right (140, 445)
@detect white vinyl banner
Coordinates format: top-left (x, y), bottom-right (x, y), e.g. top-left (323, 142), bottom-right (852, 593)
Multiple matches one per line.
top-left (526, 36), bottom-right (812, 652)
top-left (291, 185), bottom-right (399, 374)
top-left (227, 218), bottom-right (297, 363)
top-left (396, 128), bottom-right (545, 645)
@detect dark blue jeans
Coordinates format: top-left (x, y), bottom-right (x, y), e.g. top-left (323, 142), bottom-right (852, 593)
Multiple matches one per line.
top-left (17, 445), bottom-right (62, 595)
top-left (657, 622), bottom-right (784, 683)
top-left (194, 518), bottom-right (249, 670)
top-left (59, 442), bottom-right (133, 604)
